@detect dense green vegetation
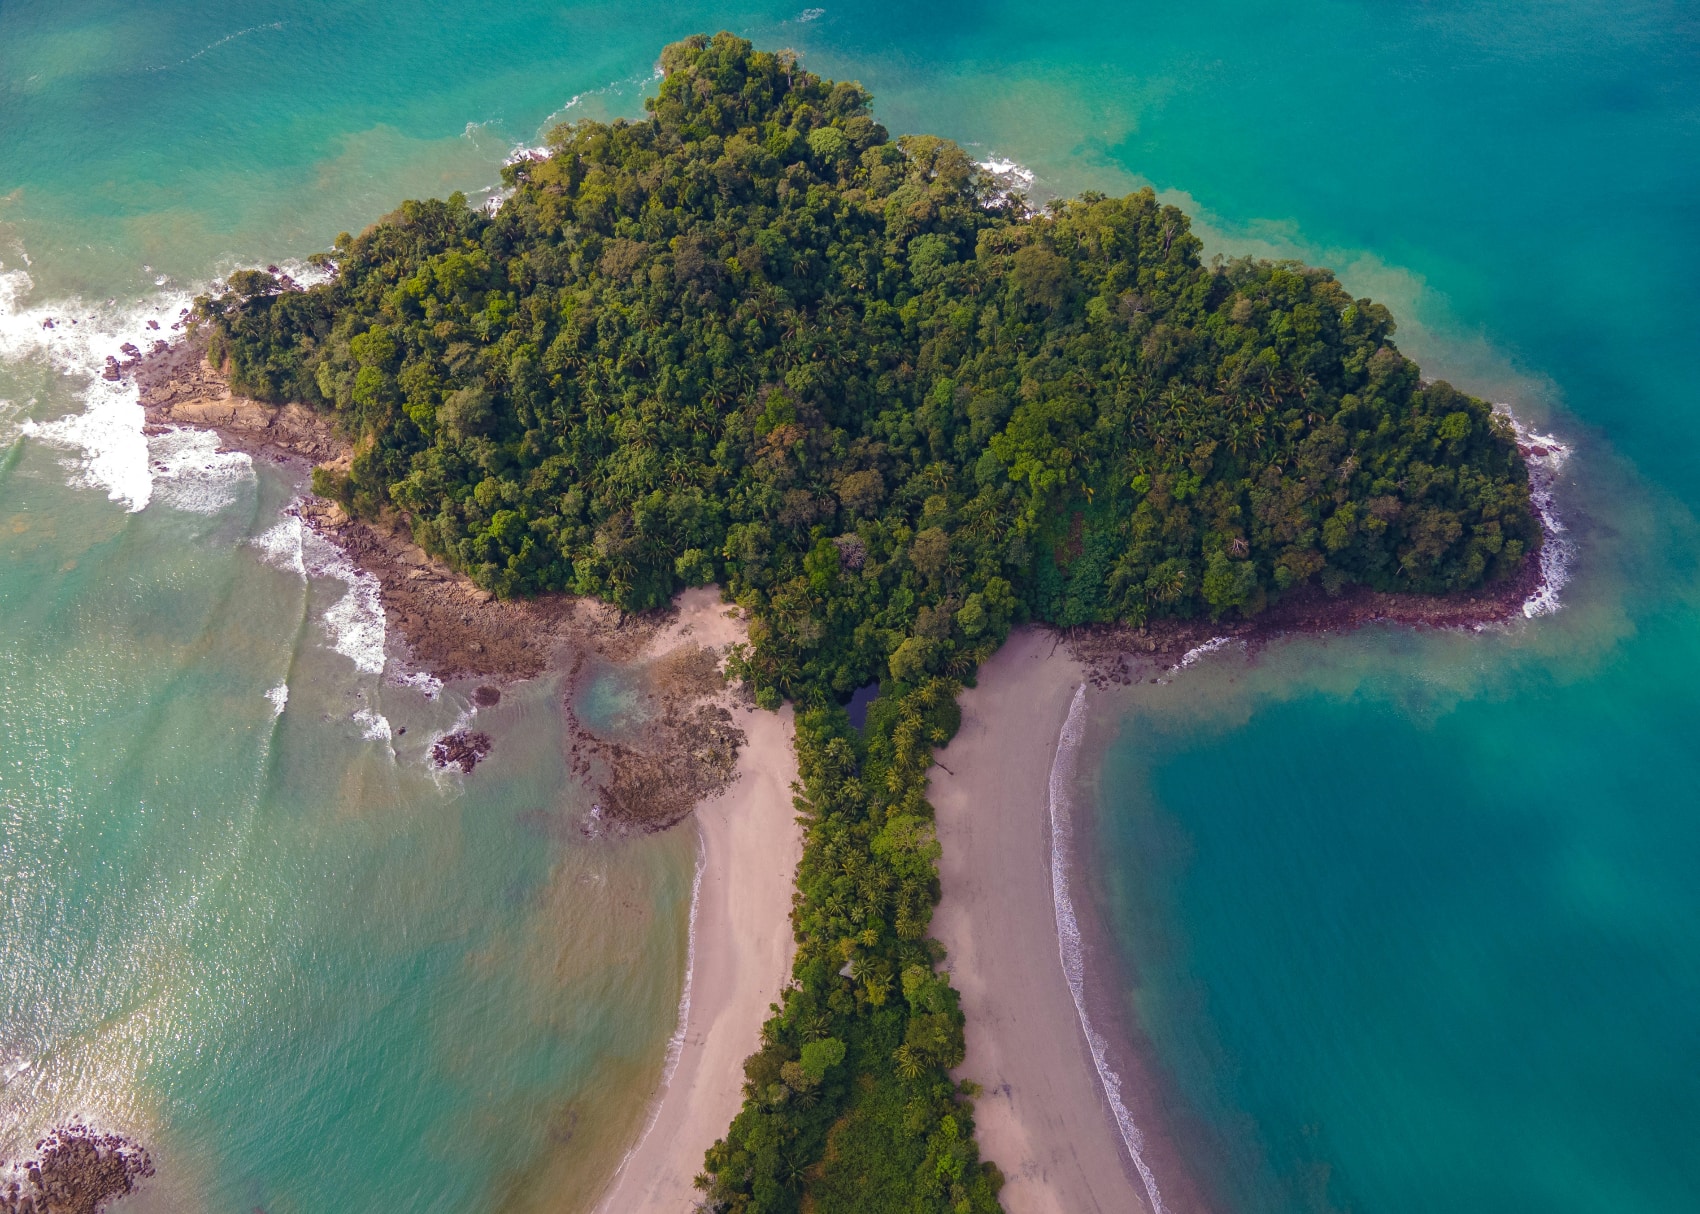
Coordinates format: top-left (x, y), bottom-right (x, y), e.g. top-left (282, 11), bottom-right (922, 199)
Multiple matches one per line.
top-left (199, 32), bottom-right (1534, 1212)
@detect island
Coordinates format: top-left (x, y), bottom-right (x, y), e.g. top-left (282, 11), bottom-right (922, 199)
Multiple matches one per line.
top-left (175, 31), bottom-right (1537, 1214)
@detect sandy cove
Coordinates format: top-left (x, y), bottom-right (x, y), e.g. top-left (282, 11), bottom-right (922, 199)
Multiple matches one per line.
top-left (931, 628), bottom-right (1214, 1214)
top-left (593, 591), bottom-right (803, 1213)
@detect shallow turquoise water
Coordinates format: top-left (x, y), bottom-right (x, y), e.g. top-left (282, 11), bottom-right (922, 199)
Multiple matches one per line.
top-left (3, 1), bottom-right (1697, 1210)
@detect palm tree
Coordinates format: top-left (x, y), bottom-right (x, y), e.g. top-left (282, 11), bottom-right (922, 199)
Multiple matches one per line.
top-left (894, 1044), bottom-right (924, 1081)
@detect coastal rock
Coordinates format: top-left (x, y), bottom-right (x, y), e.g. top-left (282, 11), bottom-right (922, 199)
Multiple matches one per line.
top-left (1, 1124), bottom-right (153, 1214)
top-left (432, 729), bottom-right (493, 773)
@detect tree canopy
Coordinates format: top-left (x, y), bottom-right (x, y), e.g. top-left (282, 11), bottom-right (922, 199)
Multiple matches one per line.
top-left (199, 32), bottom-right (1535, 1212)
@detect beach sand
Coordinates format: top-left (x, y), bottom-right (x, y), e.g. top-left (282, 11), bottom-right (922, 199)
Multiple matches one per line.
top-left (592, 592), bottom-right (802, 1212)
top-left (932, 627), bottom-right (1198, 1214)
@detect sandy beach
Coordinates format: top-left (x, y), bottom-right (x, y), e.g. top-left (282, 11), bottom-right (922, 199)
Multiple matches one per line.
top-left (931, 627), bottom-right (1205, 1214)
top-left (592, 592), bottom-right (803, 1212)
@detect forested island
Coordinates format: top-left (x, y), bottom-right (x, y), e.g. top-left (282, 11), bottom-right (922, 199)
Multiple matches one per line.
top-left (198, 32), bottom-right (1536, 1213)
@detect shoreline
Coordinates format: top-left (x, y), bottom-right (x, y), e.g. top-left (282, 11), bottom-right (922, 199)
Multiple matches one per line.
top-left (134, 340), bottom-right (1571, 695)
top-left (930, 629), bottom-right (1217, 1214)
top-left (136, 343), bottom-right (805, 1208)
top-left (591, 592), bottom-right (803, 1212)
top-left (1047, 682), bottom-right (1171, 1214)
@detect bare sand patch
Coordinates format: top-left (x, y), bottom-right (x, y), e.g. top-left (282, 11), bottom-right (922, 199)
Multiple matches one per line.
top-left (591, 681), bottom-right (801, 1211)
top-left (932, 628), bottom-right (1212, 1214)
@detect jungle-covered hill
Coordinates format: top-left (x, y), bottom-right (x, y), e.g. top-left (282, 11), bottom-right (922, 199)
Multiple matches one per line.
top-left (199, 33), bottom-right (1535, 1213)
top-left (201, 32), bottom-right (1534, 709)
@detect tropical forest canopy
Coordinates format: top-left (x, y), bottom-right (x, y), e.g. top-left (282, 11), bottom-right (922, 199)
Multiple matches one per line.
top-left (200, 34), bottom-right (1535, 1213)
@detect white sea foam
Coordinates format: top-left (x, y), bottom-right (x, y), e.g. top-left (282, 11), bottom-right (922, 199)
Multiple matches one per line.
top-left (300, 525), bottom-right (388, 676)
top-left (391, 670), bottom-right (444, 700)
top-left (146, 20), bottom-right (286, 71)
top-left (540, 65), bottom-right (663, 132)
top-left (251, 513), bottom-right (308, 577)
top-left (662, 837), bottom-right (704, 1083)
top-left (796, 6), bottom-right (827, 20)
top-left (145, 426), bottom-right (253, 514)
top-left (1497, 407), bottom-right (1574, 618)
top-left (1175, 635), bottom-right (1232, 670)
top-left (352, 706), bottom-right (392, 741)
top-left (264, 682), bottom-right (289, 716)
top-left (1048, 685), bottom-right (1170, 1214)
top-left (977, 157), bottom-right (1037, 209)
top-left (978, 158), bottom-right (1035, 186)
top-left (1152, 634), bottom-right (1235, 684)
top-left (0, 260), bottom-right (204, 512)
top-left (254, 500), bottom-right (390, 675)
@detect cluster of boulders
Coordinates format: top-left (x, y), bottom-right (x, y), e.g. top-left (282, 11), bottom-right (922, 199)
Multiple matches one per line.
top-left (102, 338), bottom-right (170, 382)
top-left (2, 1124), bottom-right (153, 1214)
top-left (432, 729), bottom-right (494, 773)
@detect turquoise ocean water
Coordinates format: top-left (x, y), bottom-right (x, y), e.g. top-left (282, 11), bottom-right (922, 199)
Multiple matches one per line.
top-left (3, 1), bottom-right (1697, 1210)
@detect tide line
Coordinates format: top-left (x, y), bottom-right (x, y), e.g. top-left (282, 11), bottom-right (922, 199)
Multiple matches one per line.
top-left (598, 829), bottom-right (705, 1207)
top-left (1047, 683), bottom-right (1169, 1214)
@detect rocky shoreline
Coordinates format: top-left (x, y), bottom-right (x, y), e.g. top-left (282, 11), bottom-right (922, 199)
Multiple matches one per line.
top-left (1065, 541), bottom-right (1547, 688)
top-left (1, 1125), bottom-right (153, 1214)
top-left (136, 337), bottom-right (748, 831)
top-left (133, 332), bottom-right (1558, 791)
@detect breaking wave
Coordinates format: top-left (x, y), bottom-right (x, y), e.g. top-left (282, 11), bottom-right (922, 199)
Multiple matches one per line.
top-left (0, 255), bottom-right (324, 514)
top-left (251, 502), bottom-right (387, 676)
top-left (1498, 407), bottom-right (1574, 618)
top-left (1048, 684), bottom-right (1170, 1214)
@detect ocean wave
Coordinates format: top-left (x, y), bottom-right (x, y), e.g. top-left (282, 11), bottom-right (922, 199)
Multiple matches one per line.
top-left (252, 499), bottom-right (390, 676)
top-left (1152, 635), bottom-right (1237, 685)
top-left (1, 263), bottom-right (199, 512)
top-left (352, 706), bottom-right (392, 741)
top-left (598, 832), bottom-right (705, 1210)
top-left (1, 252), bottom-right (328, 515)
top-left (1048, 685), bottom-right (1170, 1214)
top-left (145, 425), bottom-right (253, 514)
top-left (1498, 407), bottom-right (1574, 618)
top-left (538, 65), bottom-right (664, 133)
top-left (660, 836), bottom-right (704, 1085)
top-left (977, 158), bottom-right (1037, 209)
top-left (264, 682), bottom-right (289, 716)
top-left (1174, 635), bottom-right (1232, 670)
top-left (145, 20), bottom-right (286, 71)
top-left (251, 512), bottom-right (308, 577)
top-left (300, 525), bottom-right (388, 676)
top-left (390, 670), bottom-right (444, 700)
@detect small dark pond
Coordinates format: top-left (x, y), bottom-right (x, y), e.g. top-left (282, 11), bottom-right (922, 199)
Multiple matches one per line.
top-left (846, 683), bottom-right (880, 728)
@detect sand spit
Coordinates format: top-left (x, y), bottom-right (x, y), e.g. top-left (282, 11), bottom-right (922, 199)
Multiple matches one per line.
top-left (593, 593), bottom-right (803, 1213)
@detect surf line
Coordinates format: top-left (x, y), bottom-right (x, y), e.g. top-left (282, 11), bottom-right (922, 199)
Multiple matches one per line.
top-left (1047, 684), bottom-right (1169, 1214)
top-left (597, 828), bottom-right (705, 1208)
